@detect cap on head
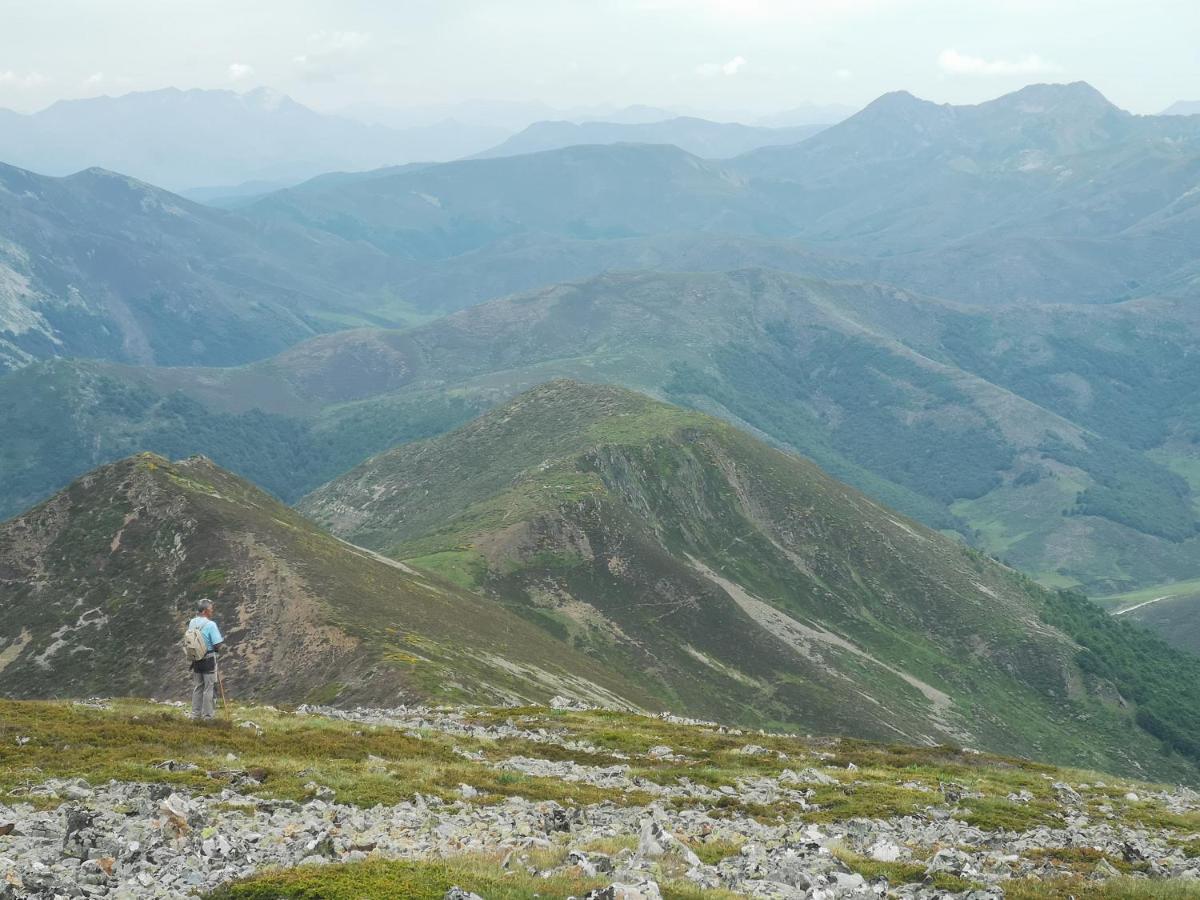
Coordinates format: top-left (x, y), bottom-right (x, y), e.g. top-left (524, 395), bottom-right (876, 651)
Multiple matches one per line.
top-left (198, 598), bottom-right (214, 614)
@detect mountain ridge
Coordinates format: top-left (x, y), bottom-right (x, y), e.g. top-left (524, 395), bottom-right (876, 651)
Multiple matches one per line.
top-left (0, 450), bottom-right (653, 709)
top-left (299, 380), bottom-right (1200, 781)
top-left (4, 267), bottom-right (1199, 594)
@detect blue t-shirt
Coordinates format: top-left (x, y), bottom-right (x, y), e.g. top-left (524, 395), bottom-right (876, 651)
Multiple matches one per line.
top-left (188, 617), bottom-right (223, 652)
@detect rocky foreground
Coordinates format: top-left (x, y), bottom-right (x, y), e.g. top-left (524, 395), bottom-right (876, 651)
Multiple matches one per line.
top-left (2, 699), bottom-right (1200, 899)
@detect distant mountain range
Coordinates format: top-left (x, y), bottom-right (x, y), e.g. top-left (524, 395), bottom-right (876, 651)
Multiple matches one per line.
top-left (2, 80), bottom-right (1199, 602)
top-left (0, 88), bottom-right (852, 195)
top-left (6, 81), bottom-right (1196, 373)
top-left (7, 382), bottom-right (1200, 783)
top-left (244, 82), bottom-right (1200, 307)
top-left (340, 99), bottom-right (684, 131)
top-left (753, 101), bottom-right (859, 127)
top-left (472, 117), bottom-right (827, 160)
top-left (0, 87), bottom-right (510, 191)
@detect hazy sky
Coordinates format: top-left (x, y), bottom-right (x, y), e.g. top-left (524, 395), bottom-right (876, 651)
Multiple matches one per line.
top-left (1, 0), bottom-right (1195, 116)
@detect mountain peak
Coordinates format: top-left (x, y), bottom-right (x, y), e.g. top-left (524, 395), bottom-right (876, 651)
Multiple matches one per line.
top-left (987, 81), bottom-right (1121, 114)
top-left (838, 90), bottom-right (949, 133)
top-left (859, 89), bottom-right (937, 115)
top-left (506, 377), bottom-right (654, 411)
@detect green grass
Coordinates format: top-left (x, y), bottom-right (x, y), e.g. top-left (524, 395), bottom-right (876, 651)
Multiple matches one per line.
top-left (404, 549), bottom-right (489, 589)
top-left (207, 856), bottom-right (742, 900)
top-left (1023, 847), bottom-right (1147, 876)
top-left (0, 700), bottom-right (639, 810)
top-left (1004, 877), bottom-right (1200, 899)
top-left (683, 837), bottom-right (745, 866)
top-left (206, 857), bottom-right (603, 900)
top-left (803, 782), bottom-right (933, 823)
top-left (957, 796), bottom-right (1062, 831)
top-left (0, 697), bottom-right (1172, 833)
top-left (7, 698), bottom-right (1200, 898)
top-left (831, 848), bottom-right (975, 892)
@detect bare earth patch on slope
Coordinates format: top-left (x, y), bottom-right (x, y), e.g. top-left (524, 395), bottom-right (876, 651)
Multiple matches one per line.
top-left (685, 555), bottom-right (970, 745)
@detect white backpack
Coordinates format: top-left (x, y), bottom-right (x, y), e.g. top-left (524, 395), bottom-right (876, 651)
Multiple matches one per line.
top-left (183, 625), bottom-right (208, 663)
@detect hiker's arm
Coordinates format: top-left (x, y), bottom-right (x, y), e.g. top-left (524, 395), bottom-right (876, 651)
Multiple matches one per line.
top-left (213, 640), bottom-right (225, 654)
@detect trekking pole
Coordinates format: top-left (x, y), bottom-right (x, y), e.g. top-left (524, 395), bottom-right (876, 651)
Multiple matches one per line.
top-left (217, 668), bottom-right (231, 718)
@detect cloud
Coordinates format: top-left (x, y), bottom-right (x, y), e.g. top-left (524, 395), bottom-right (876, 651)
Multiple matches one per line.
top-left (228, 63), bottom-right (255, 82)
top-left (637, 0), bottom-right (893, 22)
top-left (85, 72), bottom-right (104, 86)
top-left (294, 30), bottom-right (372, 81)
top-left (834, 68), bottom-right (853, 81)
top-left (937, 49), bottom-right (1060, 77)
top-left (696, 55), bottom-right (747, 77)
top-left (0, 70), bottom-right (48, 89)
top-left (309, 30), bottom-right (371, 53)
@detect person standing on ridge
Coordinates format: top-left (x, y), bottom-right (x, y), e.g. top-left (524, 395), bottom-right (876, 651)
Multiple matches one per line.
top-left (184, 599), bottom-right (225, 720)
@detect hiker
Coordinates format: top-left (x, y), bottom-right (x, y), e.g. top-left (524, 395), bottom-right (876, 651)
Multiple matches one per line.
top-left (184, 599), bottom-right (225, 719)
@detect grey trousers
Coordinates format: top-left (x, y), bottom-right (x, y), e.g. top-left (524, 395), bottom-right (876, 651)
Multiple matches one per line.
top-left (191, 669), bottom-right (217, 719)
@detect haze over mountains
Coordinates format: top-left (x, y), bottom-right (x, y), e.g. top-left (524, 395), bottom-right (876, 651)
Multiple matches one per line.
top-left (241, 82), bottom-right (1200, 308)
top-left (472, 118), bottom-right (829, 161)
top-left (4, 79), bottom-right (1200, 779)
top-left (0, 87), bottom-right (497, 193)
top-left (1164, 100), bottom-right (1200, 116)
top-left (0, 87), bottom-right (852, 197)
top-left (6, 81), bottom-right (1195, 374)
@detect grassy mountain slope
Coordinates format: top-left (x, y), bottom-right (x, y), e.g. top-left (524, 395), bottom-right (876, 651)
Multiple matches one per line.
top-left (299, 381), bottom-right (1200, 782)
top-left (339, 230), bottom-right (864, 319)
top-left (4, 269), bottom-right (1198, 594)
top-left (0, 452), bottom-right (653, 710)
